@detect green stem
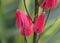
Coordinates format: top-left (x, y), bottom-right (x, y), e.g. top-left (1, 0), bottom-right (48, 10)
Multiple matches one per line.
top-left (24, 29), bottom-right (28, 43)
top-left (33, 0), bottom-right (39, 43)
top-left (24, 0), bottom-right (29, 15)
top-left (23, 0), bottom-right (32, 23)
top-left (45, 9), bottom-right (51, 25)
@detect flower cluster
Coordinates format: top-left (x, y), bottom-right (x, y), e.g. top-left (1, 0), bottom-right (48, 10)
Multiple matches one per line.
top-left (16, 9), bottom-right (46, 36)
top-left (16, 0), bottom-right (58, 36)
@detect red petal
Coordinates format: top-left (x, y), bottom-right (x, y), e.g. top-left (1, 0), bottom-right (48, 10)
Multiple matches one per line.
top-left (16, 9), bottom-right (33, 36)
top-left (20, 28), bottom-right (33, 36)
top-left (40, 0), bottom-right (58, 10)
top-left (16, 9), bottom-right (22, 28)
top-left (52, 0), bottom-right (58, 8)
top-left (33, 12), bottom-right (46, 34)
top-left (26, 15), bottom-right (32, 26)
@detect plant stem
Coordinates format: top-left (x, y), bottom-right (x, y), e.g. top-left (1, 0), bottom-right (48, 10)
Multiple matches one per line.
top-left (33, 0), bottom-right (39, 43)
top-left (45, 0), bottom-right (53, 25)
top-left (34, 33), bottom-right (39, 43)
top-left (45, 9), bottom-right (51, 25)
top-left (24, 0), bottom-right (29, 15)
top-left (24, 29), bottom-right (28, 43)
top-left (23, 0), bottom-right (28, 43)
top-left (23, 0), bottom-right (32, 22)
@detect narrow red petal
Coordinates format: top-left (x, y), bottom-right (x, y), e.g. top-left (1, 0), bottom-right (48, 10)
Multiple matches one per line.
top-left (33, 12), bottom-right (46, 34)
top-left (26, 15), bottom-right (32, 26)
top-left (16, 9), bottom-right (22, 28)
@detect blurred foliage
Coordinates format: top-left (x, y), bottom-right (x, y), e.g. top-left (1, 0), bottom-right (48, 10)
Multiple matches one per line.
top-left (0, 0), bottom-right (60, 43)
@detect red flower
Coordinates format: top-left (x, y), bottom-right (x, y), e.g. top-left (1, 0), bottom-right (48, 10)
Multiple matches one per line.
top-left (33, 12), bottom-right (46, 34)
top-left (41, 0), bottom-right (58, 10)
top-left (16, 9), bottom-right (33, 36)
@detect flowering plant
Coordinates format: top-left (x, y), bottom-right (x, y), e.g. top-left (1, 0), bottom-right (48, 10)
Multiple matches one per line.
top-left (16, 0), bottom-right (60, 43)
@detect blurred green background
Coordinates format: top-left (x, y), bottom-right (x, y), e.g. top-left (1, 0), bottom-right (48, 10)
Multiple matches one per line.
top-left (0, 0), bottom-right (60, 43)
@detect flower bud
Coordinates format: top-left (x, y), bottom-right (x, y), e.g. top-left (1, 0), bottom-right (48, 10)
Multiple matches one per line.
top-left (16, 9), bottom-right (33, 36)
top-left (40, 0), bottom-right (58, 10)
top-left (33, 12), bottom-right (46, 34)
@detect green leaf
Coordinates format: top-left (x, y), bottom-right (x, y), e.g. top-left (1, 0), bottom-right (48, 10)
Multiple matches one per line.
top-left (27, 33), bottom-right (33, 43)
top-left (46, 30), bottom-right (60, 43)
top-left (38, 18), bottom-right (60, 43)
top-left (15, 34), bottom-right (24, 43)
